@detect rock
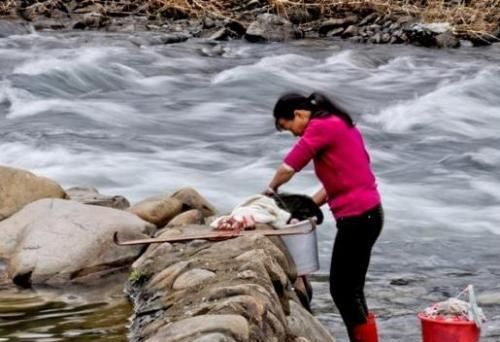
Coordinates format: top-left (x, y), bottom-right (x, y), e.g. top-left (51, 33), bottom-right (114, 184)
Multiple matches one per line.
top-left (160, 32), bottom-right (191, 44)
top-left (381, 32), bottom-right (391, 43)
top-left (435, 32), bottom-right (460, 48)
top-left (209, 28), bottom-right (229, 40)
top-left (128, 195), bottom-right (183, 227)
top-left (33, 19), bottom-right (67, 30)
top-left (225, 19), bottom-right (246, 36)
top-left (126, 225), bottom-right (335, 341)
top-left (369, 32), bottom-right (382, 44)
top-left (166, 209), bottom-right (204, 227)
top-left (342, 25), bottom-right (359, 38)
top-left (202, 16), bottom-right (216, 29)
top-left (73, 12), bottom-right (110, 30)
top-left (319, 15), bottom-right (358, 36)
top-left (159, 6), bottom-right (189, 20)
top-left (150, 315), bottom-right (249, 342)
top-left (192, 333), bottom-right (237, 342)
top-left (0, 198), bottom-right (155, 286)
top-left (0, 21), bottom-right (32, 37)
top-left (389, 22), bottom-right (401, 31)
top-left (397, 15), bottom-right (416, 25)
top-left (287, 8), bottom-right (312, 24)
top-left (171, 187), bottom-right (217, 217)
top-left (172, 268), bottom-right (216, 289)
top-left (66, 187), bottom-right (130, 209)
top-left (403, 23), bottom-right (439, 47)
top-left (326, 27), bottom-right (344, 37)
top-left (359, 13), bottom-right (378, 26)
top-left (245, 13), bottom-right (297, 42)
top-left (287, 301), bottom-right (335, 342)
top-left (468, 30), bottom-right (500, 46)
top-left (0, 166), bottom-right (66, 221)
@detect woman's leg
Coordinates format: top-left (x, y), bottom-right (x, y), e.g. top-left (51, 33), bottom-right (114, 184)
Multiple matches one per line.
top-left (329, 206), bottom-right (383, 341)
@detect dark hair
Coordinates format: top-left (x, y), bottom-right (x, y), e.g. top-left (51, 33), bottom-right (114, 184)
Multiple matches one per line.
top-left (273, 92), bottom-right (354, 130)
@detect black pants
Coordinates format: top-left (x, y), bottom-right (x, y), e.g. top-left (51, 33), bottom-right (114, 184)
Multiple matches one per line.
top-left (329, 205), bottom-right (383, 337)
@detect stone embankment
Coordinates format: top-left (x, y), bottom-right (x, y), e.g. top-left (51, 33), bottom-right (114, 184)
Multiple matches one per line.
top-left (0, 165), bottom-right (334, 341)
top-left (0, 0), bottom-right (499, 48)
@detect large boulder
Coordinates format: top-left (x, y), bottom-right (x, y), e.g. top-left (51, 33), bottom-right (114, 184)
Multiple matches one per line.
top-left (245, 13), bottom-right (298, 42)
top-left (0, 198), bottom-right (155, 287)
top-left (0, 166), bottom-right (67, 221)
top-left (128, 196), bottom-right (184, 227)
top-left (171, 187), bottom-right (217, 218)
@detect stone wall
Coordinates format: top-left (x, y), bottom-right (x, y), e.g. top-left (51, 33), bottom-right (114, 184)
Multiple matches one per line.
top-left (126, 225), bottom-right (335, 342)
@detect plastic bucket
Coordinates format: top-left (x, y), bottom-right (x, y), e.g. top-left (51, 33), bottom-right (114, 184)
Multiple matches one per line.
top-left (280, 220), bottom-right (319, 276)
top-left (418, 313), bottom-right (480, 342)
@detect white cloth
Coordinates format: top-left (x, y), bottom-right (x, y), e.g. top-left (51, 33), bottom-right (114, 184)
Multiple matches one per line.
top-left (210, 195), bottom-right (291, 230)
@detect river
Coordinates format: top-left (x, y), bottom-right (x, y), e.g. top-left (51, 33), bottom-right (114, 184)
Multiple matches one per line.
top-left (1, 31), bottom-right (499, 341)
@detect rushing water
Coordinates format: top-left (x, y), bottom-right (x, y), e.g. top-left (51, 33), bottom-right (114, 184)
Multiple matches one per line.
top-left (0, 31), bottom-right (499, 341)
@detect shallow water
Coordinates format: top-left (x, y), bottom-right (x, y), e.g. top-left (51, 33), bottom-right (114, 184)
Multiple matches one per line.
top-left (0, 31), bottom-right (499, 341)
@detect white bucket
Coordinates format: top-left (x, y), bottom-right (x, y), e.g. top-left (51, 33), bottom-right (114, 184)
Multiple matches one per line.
top-left (281, 220), bottom-right (320, 276)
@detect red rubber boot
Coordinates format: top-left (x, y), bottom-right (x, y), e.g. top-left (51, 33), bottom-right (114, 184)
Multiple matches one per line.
top-left (352, 313), bottom-right (379, 342)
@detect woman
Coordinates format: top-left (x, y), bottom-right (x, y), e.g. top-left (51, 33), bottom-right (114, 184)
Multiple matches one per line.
top-left (265, 92), bottom-right (383, 342)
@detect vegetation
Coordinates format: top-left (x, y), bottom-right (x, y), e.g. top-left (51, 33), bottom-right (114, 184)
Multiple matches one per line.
top-left (1, 0), bottom-right (498, 38)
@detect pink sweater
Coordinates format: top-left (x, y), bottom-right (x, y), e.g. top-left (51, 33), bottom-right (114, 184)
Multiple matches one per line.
top-left (284, 116), bottom-right (381, 219)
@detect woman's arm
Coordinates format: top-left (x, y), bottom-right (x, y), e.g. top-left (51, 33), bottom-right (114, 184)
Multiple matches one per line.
top-left (266, 164), bottom-right (295, 193)
top-left (312, 187), bottom-right (328, 207)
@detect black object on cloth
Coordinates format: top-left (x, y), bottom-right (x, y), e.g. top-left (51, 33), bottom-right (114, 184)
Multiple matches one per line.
top-left (270, 192), bottom-right (324, 225)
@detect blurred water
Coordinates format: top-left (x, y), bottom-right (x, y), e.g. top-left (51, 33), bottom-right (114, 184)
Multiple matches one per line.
top-left (0, 31), bottom-right (499, 341)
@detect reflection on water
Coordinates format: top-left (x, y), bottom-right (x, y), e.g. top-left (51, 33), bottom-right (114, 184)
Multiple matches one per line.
top-left (0, 286), bottom-right (130, 342)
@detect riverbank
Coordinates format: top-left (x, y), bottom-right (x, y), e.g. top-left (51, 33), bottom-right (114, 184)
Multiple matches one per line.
top-left (1, 0), bottom-right (499, 48)
top-left (0, 165), bottom-right (334, 341)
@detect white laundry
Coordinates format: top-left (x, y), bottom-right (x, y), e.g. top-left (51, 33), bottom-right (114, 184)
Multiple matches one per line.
top-left (210, 195), bottom-right (291, 230)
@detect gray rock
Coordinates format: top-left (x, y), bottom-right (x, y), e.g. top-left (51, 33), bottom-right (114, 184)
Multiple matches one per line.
top-left (326, 27), bottom-right (344, 37)
top-left (369, 32), bottom-right (382, 44)
top-left (435, 32), bottom-right (460, 48)
top-left (359, 13), bottom-right (378, 26)
top-left (381, 32), bottom-right (391, 43)
top-left (225, 19), bottom-right (246, 36)
top-left (210, 28), bottom-right (230, 41)
top-left (73, 12), bottom-right (110, 30)
top-left (319, 15), bottom-right (358, 36)
top-left (33, 19), bottom-right (67, 31)
top-left (66, 187), bottom-right (130, 209)
top-left (342, 25), bottom-right (359, 38)
top-left (0, 199), bottom-right (155, 287)
top-left (149, 315), bottom-right (249, 342)
top-left (173, 268), bottom-right (216, 289)
top-left (245, 13), bottom-right (297, 42)
top-left (403, 24), bottom-right (439, 47)
top-left (0, 166), bottom-right (66, 221)
top-left (128, 195), bottom-right (183, 227)
top-left (397, 15), bottom-right (416, 24)
top-left (166, 209), bottom-right (204, 228)
top-left (171, 187), bottom-right (217, 217)
top-left (192, 334), bottom-right (237, 342)
top-left (389, 22), bottom-right (401, 31)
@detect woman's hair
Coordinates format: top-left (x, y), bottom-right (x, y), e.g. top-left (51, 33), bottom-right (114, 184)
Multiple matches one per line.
top-left (273, 92), bottom-right (354, 130)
